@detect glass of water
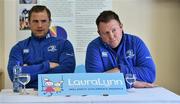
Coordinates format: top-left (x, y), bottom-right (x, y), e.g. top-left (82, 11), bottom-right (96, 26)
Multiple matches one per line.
top-left (18, 73), bottom-right (31, 95)
top-left (125, 74), bottom-right (136, 90)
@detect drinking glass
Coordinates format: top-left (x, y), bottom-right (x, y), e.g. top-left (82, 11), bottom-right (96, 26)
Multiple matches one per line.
top-left (125, 74), bottom-right (136, 91)
top-left (18, 73), bottom-right (31, 95)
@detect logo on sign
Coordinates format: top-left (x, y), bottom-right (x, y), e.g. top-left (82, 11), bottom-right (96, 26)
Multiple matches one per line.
top-left (38, 73), bottom-right (127, 96)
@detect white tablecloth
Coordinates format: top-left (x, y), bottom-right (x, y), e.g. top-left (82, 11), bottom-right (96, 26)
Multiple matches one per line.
top-left (0, 87), bottom-right (179, 104)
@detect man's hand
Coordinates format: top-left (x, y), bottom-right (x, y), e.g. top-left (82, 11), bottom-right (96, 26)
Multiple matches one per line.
top-left (133, 81), bottom-right (157, 88)
top-left (49, 62), bottom-right (59, 69)
top-left (105, 67), bottom-right (120, 73)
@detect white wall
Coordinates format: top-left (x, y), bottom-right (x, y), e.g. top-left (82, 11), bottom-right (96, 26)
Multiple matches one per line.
top-left (4, 0), bottom-right (17, 89)
top-left (113, 0), bottom-right (154, 48)
top-left (0, 0), bottom-right (4, 70)
top-left (0, 0), bottom-right (4, 90)
top-left (2, 0), bottom-right (180, 94)
top-left (150, 0), bottom-right (180, 94)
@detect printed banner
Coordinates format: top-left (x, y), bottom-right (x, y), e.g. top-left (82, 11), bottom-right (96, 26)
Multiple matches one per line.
top-left (38, 73), bottom-right (127, 96)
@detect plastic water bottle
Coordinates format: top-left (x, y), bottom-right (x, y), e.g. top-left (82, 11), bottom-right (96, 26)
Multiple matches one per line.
top-left (13, 61), bottom-right (22, 93)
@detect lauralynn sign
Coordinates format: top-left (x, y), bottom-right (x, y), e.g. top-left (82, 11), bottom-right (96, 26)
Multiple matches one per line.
top-left (38, 73), bottom-right (127, 96)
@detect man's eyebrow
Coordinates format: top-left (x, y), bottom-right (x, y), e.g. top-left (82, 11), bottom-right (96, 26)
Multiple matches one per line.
top-left (41, 20), bottom-right (48, 22)
top-left (32, 19), bottom-right (48, 22)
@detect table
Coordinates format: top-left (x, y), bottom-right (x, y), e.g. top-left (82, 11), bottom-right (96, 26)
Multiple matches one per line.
top-left (0, 87), bottom-right (179, 104)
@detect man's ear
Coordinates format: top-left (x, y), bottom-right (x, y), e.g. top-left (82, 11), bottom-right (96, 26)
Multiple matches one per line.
top-left (47, 22), bottom-right (51, 29)
top-left (27, 21), bottom-right (30, 27)
top-left (120, 23), bottom-right (123, 28)
top-left (49, 21), bottom-right (51, 27)
top-left (97, 30), bottom-right (101, 35)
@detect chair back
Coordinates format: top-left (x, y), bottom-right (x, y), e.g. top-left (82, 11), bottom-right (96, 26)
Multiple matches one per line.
top-left (50, 26), bottom-right (67, 40)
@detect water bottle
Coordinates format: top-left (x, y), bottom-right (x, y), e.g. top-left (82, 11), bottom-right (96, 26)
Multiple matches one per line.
top-left (13, 61), bottom-right (22, 93)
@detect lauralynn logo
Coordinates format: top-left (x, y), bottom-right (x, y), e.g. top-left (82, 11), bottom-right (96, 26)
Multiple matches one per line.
top-left (126, 49), bottom-right (135, 58)
top-left (67, 78), bottom-right (123, 87)
top-left (41, 77), bottom-right (64, 96)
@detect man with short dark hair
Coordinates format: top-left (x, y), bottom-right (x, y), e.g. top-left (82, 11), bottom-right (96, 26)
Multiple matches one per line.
top-left (86, 10), bottom-right (156, 88)
top-left (8, 5), bottom-right (76, 89)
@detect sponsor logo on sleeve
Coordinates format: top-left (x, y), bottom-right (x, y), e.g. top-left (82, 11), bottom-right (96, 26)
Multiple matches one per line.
top-left (23, 49), bottom-right (29, 54)
top-left (102, 51), bottom-right (108, 57)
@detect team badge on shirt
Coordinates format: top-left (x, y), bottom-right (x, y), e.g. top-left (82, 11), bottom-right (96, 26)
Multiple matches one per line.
top-left (23, 49), bottom-right (29, 54)
top-left (48, 45), bottom-right (57, 52)
top-left (101, 51), bottom-right (108, 57)
top-left (126, 49), bottom-right (135, 58)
